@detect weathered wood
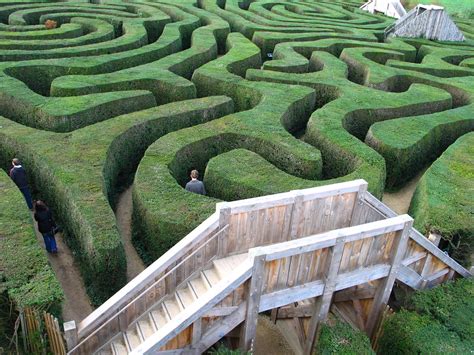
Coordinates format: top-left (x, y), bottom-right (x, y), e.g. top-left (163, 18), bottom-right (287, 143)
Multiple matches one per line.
top-left (64, 320), bottom-right (78, 351)
top-left (349, 181), bottom-right (368, 226)
top-left (334, 287), bottom-right (376, 303)
top-left (202, 306), bottom-right (238, 318)
top-left (240, 255), bottom-right (266, 351)
top-left (275, 304), bottom-right (314, 319)
top-left (365, 219), bottom-right (413, 338)
top-left (304, 239), bottom-right (345, 354)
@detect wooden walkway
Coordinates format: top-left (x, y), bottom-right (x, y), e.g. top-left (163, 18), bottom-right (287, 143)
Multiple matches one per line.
top-left (64, 180), bottom-right (471, 355)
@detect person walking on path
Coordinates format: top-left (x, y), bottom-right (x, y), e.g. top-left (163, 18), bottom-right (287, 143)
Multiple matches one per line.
top-left (185, 169), bottom-right (206, 195)
top-left (9, 158), bottom-right (33, 210)
top-left (34, 200), bottom-right (58, 253)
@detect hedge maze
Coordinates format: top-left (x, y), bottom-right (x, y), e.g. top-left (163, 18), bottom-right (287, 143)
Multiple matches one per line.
top-left (0, 0), bottom-right (472, 305)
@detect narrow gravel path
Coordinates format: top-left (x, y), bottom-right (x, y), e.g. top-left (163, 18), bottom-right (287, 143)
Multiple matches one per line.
top-left (382, 168), bottom-right (428, 214)
top-left (32, 217), bottom-right (93, 324)
top-left (115, 186), bottom-right (145, 281)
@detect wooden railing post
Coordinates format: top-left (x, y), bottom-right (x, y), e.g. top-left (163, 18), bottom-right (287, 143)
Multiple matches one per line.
top-left (349, 181), bottom-right (368, 226)
top-left (217, 204), bottom-right (231, 257)
top-left (365, 216), bottom-right (413, 338)
top-left (63, 320), bottom-right (78, 351)
top-left (304, 238), bottom-right (345, 354)
top-left (240, 254), bottom-right (266, 351)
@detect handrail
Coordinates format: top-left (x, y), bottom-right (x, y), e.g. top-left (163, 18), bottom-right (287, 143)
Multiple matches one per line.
top-left (77, 212), bottom-right (220, 338)
top-left (70, 224), bottom-right (229, 354)
top-left (132, 259), bottom-right (253, 354)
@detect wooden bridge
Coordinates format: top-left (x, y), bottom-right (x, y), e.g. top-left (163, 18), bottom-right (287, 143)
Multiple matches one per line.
top-left (64, 180), bottom-right (471, 355)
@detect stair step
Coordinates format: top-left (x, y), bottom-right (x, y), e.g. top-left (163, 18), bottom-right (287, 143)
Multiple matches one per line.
top-left (202, 267), bottom-right (222, 287)
top-left (137, 318), bottom-right (154, 339)
top-left (213, 253), bottom-right (248, 279)
top-left (163, 299), bottom-right (181, 319)
top-left (190, 276), bottom-right (209, 297)
top-left (124, 327), bottom-right (141, 351)
top-left (110, 338), bottom-right (128, 355)
top-left (150, 307), bottom-right (167, 328)
top-left (177, 286), bottom-right (195, 308)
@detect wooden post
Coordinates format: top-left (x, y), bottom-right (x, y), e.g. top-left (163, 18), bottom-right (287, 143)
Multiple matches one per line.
top-left (365, 217), bottom-right (413, 338)
top-left (63, 320), bottom-right (78, 351)
top-left (240, 255), bottom-right (266, 351)
top-left (349, 181), bottom-right (368, 226)
top-left (217, 205), bottom-right (231, 257)
top-left (303, 238), bottom-right (345, 354)
top-left (289, 193), bottom-right (304, 240)
top-left (192, 319), bottom-right (202, 345)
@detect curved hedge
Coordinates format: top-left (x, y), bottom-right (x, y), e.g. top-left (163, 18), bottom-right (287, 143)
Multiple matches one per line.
top-left (409, 133), bottom-right (474, 266)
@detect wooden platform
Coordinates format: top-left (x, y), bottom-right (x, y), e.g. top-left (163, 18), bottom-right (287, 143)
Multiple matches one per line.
top-left (64, 180), bottom-right (471, 355)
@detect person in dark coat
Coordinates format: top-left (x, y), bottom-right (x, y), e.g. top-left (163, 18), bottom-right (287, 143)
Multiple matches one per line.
top-left (185, 170), bottom-right (206, 195)
top-left (34, 200), bottom-right (58, 253)
top-left (9, 158), bottom-right (33, 210)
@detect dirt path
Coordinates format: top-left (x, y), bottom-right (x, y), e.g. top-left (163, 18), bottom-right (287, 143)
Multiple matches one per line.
top-left (382, 168), bottom-right (428, 214)
top-left (115, 187), bottom-right (145, 281)
top-left (254, 315), bottom-right (294, 355)
top-left (32, 218), bottom-right (93, 324)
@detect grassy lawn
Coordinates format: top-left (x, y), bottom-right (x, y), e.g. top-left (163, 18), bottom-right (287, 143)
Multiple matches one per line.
top-left (401, 0), bottom-right (474, 19)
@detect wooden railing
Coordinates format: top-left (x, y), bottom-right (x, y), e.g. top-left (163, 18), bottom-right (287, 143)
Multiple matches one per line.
top-left (64, 179), bottom-right (471, 354)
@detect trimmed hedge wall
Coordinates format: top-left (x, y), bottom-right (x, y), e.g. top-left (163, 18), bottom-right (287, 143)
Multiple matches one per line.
top-left (0, 171), bottom-right (63, 315)
top-left (409, 133), bottom-right (474, 267)
top-left (378, 279), bottom-right (474, 354)
top-left (315, 318), bottom-right (374, 355)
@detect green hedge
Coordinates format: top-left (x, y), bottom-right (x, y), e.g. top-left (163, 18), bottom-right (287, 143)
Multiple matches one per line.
top-left (315, 319), bottom-right (374, 355)
top-left (409, 133), bottom-right (474, 266)
top-left (379, 279), bottom-right (474, 354)
top-left (378, 310), bottom-right (470, 354)
top-left (0, 171), bottom-right (63, 315)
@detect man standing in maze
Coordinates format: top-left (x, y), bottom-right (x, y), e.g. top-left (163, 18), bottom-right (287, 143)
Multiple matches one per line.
top-left (185, 169), bottom-right (206, 195)
top-left (9, 158), bottom-right (34, 210)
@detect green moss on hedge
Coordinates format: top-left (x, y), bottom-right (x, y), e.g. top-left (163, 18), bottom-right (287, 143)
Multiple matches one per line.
top-left (0, 171), bottom-right (63, 315)
top-left (315, 319), bottom-right (374, 355)
top-left (410, 278), bottom-right (474, 345)
top-left (409, 133), bottom-right (474, 266)
top-left (378, 309), bottom-right (470, 354)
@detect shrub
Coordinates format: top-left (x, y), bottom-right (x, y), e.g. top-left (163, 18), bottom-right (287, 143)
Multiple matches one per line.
top-left (316, 319), bottom-right (374, 355)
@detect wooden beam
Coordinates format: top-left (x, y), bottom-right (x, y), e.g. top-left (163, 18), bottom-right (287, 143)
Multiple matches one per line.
top-left (240, 255), bottom-right (266, 351)
top-left (364, 192), bottom-right (472, 278)
top-left (217, 206), bottom-right (231, 257)
top-left (402, 252), bottom-right (427, 266)
top-left (365, 219), bottom-right (413, 338)
top-left (397, 265), bottom-right (422, 289)
top-left (349, 181), bottom-right (368, 226)
top-left (304, 239), bottom-right (345, 354)
top-left (256, 215), bottom-right (411, 262)
top-left (352, 299), bottom-right (366, 330)
top-left (333, 287), bottom-right (376, 303)
top-left (259, 264), bottom-right (390, 312)
top-left (289, 194), bottom-right (304, 240)
top-left (192, 319), bottom-right (201, 346)
top-left (202, 306), bottom-right (238, 318)
top-left (275, 304), bottom-right (314, 319)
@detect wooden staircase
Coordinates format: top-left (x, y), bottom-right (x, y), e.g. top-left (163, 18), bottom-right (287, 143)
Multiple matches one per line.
top-left (64, 180), bottom-right (471, 355)
top-left (96, 254), bottom-right (248, 354)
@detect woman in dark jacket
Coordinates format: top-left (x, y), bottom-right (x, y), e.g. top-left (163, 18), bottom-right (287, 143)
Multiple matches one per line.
top-left (34, 200), bottom-right (58, 253)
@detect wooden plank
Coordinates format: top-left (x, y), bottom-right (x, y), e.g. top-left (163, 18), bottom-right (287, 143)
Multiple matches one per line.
top-left (274, 304), bottom-right (314, 319)
top-left (255, 215), bottom-right (411, 262)
top-left (191, 319), bottom-right (201, 345)
top-left (364, 192), bottom-right (471, 278)
top-left (289, 194), bottom-right (304, 240)
top-left (304, 239), bottom-right (345, 354)
top-left (78, 213), bottom-right (220, 338)
top-left (350, 182), bottom-right (368, 226)
top-left (402, 252), bottom-right (427, 266)
top-left (202, 306), bottom-right (238, 318)
top-left (240, 255), bottom-right (266, 351)
top-left (397, 265), bottom-right (422, 289)
top-left (217, 206), bottom-right (231, 257)
top-left (365, 218), bottom-right (413, 338)
top-left (133, 261), bottom-right (253, 355)
top-left (333, 287), bottom-right (376, 303)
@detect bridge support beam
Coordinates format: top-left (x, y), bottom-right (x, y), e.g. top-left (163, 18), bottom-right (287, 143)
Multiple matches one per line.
top-left (365, 219), bottom-right (413, 338)
top-left (304, 239), bottom-right (345, 354)
top-left (240, 255), bottom-right (266, 351)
